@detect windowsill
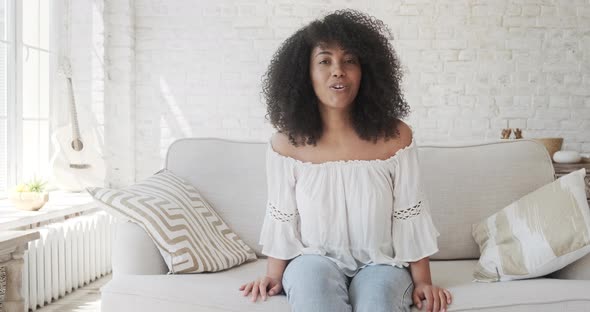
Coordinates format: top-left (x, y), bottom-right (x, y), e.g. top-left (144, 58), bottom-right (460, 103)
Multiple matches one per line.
top-left (0, 191), bottom-right (99, 231)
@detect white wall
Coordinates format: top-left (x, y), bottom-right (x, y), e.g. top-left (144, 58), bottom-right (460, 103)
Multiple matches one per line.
top-left (69, 0), bottom-right (590, 186)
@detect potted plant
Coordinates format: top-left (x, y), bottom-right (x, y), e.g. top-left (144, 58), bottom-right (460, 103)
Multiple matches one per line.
top-left (9, 178), bottom-right (49, 211)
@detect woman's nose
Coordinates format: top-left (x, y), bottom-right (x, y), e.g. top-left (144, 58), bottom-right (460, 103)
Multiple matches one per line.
top-left (332, 67), bottom-right (345, 78)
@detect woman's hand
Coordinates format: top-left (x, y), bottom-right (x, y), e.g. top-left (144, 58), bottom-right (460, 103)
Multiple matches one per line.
top-left (412, 283), bottom-right (452, 312)
top-left (239, 275), bottom-right (283, 302)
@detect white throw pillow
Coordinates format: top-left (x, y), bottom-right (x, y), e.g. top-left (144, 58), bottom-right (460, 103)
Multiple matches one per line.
top-left (87, 169), bottom-right (257, 273)
top-left (472, 168), bottom-right (590, 282)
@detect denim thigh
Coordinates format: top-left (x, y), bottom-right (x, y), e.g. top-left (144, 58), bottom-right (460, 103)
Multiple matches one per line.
top-left (282, 255), bottom-right (352, 312)
top-left (348, 264), bottom-right (414, 312)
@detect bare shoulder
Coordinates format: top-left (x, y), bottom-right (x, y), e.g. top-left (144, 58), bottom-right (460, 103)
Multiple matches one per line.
top-left (395, 120), bottom-right (413, 148)
top-left (270, 132), bottom-right (298, 158)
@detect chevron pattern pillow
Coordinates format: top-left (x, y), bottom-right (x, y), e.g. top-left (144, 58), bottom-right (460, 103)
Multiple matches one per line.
top-left (87, 169), bottom-right (257, 273)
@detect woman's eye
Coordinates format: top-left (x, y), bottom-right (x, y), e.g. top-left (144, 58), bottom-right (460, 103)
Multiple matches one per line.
top-left (319, 60), bottom-right (329, 64)
top-left (345, 59), bottom-right (357, 64)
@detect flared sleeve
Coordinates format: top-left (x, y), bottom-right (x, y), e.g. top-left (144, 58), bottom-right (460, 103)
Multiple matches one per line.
top-left (391, 142), bottom-right (440, 265)
top-left (258, 144), bottom-right (304, 260)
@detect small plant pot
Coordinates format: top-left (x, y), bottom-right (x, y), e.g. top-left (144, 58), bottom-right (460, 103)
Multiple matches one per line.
top-left (9, 192), bottom-right (49, 211)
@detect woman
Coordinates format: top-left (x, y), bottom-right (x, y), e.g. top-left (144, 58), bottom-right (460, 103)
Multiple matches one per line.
top-left (240, 9), bottom-right (452, 312)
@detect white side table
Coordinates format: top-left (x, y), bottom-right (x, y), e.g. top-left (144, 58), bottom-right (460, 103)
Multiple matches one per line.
top-left (0, 230), bottom-right (39, 312)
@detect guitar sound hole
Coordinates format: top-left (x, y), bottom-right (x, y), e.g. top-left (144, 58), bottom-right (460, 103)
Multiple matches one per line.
top-left (71, 139), bottom-right (84, 151)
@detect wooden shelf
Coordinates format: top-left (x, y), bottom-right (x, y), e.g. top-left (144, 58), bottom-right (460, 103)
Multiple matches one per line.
top-left (553, 162), bottom-right (590, 173)
top-left (0, 191), bottom-right (98, 231)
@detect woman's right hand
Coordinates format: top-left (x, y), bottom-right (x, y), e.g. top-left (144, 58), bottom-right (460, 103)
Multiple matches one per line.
top-left (239, 275), bottom-right (283, 302)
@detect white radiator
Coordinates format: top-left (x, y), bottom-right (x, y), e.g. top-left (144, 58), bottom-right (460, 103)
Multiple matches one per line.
top-left (21, 211), bottom-right (117, 311)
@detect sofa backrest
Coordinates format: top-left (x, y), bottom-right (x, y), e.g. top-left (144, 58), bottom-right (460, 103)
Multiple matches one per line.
top-left (165, 138), bottom-right (554, 260)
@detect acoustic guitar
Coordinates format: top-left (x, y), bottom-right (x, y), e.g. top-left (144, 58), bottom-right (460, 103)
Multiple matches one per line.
top-left (49, 60), bottom-right (105, 191)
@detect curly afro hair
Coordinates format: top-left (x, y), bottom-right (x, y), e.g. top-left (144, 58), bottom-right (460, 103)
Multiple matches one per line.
top-left (263, 9), bottom-right (410, 147)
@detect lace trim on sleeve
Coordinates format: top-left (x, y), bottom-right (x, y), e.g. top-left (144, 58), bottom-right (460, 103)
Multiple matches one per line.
top-left (268, 202), bottom-right (299, 222)
top-left (392, 201), bottom-right (423, 221)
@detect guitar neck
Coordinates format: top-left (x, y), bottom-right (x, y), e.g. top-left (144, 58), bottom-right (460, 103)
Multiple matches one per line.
top-left (66, 77), bottom-right (82, 140)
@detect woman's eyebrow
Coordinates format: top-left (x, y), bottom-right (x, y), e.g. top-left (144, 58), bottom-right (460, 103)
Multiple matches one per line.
top-left (315, 50), bottom-right (333, 57)
top-left (314, 49), bottom-right (356, 58)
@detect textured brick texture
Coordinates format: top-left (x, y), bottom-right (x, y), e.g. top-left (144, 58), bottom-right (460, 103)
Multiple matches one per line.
top-left (70, 1), bottom-right (590, 185)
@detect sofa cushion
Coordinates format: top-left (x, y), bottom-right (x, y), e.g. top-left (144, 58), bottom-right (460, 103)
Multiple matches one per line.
top-left (472, 169), bottom-right (590, 282)
top-left (102, 259), bottom-right (288, 312)
top-left (88, 169), bottom-right (257, 273)
top-left (101, 259), bottom-right (590, 312)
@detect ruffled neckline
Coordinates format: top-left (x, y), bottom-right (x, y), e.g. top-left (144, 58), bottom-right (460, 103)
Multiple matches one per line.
top-left (267, 136), bottom-right (416, 167)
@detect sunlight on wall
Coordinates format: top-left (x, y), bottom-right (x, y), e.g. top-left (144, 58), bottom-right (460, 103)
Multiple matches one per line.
top-left (158, 76), bottom-right (191, 159)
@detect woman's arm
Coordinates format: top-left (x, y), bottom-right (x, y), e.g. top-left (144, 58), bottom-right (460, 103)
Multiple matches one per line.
top-left (267, 256), bottom-right (289, 279)
top-left (409, 256), bottom-right (432, 285)
top-left (410, 257), bottom-right (452, 312)
top-left (240, 256), bottom-right (290, 302)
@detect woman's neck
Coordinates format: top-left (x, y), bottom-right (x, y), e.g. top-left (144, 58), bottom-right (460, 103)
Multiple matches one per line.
top-left (319, 109), bottom-right (358, 145)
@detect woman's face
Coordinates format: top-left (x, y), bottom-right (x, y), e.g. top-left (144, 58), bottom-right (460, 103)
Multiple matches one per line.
top-left (309, 44), bottom-right (361, 112)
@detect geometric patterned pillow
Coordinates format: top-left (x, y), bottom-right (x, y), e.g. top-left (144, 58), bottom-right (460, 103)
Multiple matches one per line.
top-left (472, 168), bottom-right (590, 282)
top-left (87, 169), bottom-right (257, 273)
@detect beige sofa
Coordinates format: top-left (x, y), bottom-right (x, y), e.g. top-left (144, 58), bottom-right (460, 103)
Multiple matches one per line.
top-left (100, 138), bottom-right (590, 312)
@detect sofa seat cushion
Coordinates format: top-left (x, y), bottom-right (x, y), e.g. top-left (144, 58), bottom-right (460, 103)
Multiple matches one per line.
top-left (102, 259), bottom-right (286, 312)
top-left (432, 260), bottom-right (590, 311)
top-left (101, 259), bottom-right (590, 312)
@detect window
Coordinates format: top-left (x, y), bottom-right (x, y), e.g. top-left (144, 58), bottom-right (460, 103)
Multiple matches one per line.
top-left (0, 0), bottom-right (13, 194)
top-left (20, 0), bottom-right (53, 187)
top-left (0, 0), bottom-right (56, 196)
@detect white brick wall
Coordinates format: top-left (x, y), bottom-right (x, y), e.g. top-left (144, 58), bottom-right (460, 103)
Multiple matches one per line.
top-left (58, 0), bottom-right (105, 128)
top-left (104, 0), bottom-right (135, 188)
top-left (70, 0), bottom-right (590, 184)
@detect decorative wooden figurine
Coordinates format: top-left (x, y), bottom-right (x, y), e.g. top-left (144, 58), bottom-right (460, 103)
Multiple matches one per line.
top-left (501, 128), bottom-right (512, 139)
top-left (514, 128), bottom-right (523, 139)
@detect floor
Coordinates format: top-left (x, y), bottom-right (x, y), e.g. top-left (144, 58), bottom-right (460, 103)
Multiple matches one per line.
top-left (36, 274), bottom-right (112, 312)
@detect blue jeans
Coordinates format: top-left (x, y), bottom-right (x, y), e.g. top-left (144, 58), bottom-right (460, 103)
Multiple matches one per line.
top-left (282, 255), bottom-right (414, 312)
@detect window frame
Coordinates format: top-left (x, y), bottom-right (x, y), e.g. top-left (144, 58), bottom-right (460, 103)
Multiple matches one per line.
top-left (2, 0), bottom-right (17, 197)
top-left (0, 0), bottom-right (56, 198)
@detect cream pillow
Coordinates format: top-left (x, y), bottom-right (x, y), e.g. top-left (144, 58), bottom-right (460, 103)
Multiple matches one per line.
top-left (472, 168), bottom-right (590, 282)
top-left (87, 169), bottom-right (257, 274)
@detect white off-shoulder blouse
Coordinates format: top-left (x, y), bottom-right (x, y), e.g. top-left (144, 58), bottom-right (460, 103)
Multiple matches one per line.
top-left (258, 136), bottom-right (440, 276)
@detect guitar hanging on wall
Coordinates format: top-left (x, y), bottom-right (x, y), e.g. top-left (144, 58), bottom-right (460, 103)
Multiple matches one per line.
top-left (49, 60), bottom-right (106, 191)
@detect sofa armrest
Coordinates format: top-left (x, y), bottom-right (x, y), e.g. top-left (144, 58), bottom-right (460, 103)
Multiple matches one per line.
top-left (549, 253), bottom-right (590, 280)
top-left (112, 221), bottom-right (168, 276)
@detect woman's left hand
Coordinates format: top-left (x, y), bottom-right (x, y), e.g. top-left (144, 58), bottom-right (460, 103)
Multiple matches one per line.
top-left (412, 283), bottom-right (452, 312)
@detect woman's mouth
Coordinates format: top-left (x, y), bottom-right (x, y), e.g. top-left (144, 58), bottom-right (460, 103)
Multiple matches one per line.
top-left (330, 84), bottom-right (347, 90)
